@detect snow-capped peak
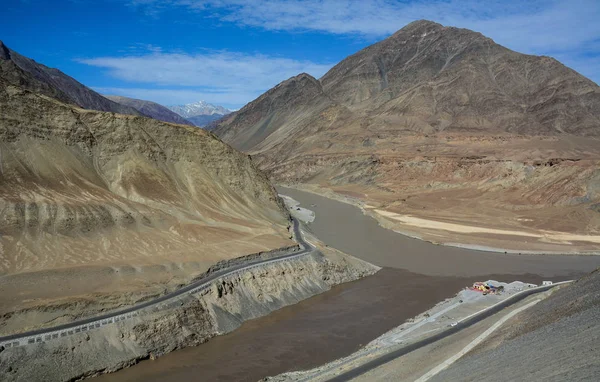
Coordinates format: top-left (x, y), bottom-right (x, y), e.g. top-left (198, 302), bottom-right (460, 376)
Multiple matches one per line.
top-left (168, 101), bottom-right (232, 118)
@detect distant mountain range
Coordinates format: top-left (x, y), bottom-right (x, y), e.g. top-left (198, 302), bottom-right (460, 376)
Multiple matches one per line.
top-left (168, 101), bottom-right (232, 127)
top-left (104, 95), bottom-right (194, 126)
top-left (0, 40), bottom-right (230, 129)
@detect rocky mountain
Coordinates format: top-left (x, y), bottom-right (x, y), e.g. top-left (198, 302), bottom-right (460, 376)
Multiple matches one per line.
top-left (0, 60), bottom-right (292, 332)
top-left (216, 20), bottom-right (600, 147)
top-left (214, 20), bottom-right (600, 249)
top-left (0, 40), bottom-right (142, 116)
top-left (169, 100), bottom-right (232, 127)
top-left (104, 95), bottom-right (194, 126)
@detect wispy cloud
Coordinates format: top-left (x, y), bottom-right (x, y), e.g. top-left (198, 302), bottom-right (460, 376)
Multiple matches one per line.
top-left (125, 0), bottom-right (600, 83)
top-left (80, 51), bottom-right (333, 107)
top-left (95, 86), bottom-right (254, 107)
top-left (86, 0), bottom-right (600, 107)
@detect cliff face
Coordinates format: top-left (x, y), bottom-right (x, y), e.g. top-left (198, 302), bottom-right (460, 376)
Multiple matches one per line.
top-left (0, 251), bottom-right (379, 381)
top-left (0, 77), bottom-right (292, 327)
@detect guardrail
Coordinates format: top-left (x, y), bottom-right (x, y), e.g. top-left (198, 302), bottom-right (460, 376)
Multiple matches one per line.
top-left (0, 218), bottom-right (313, 349)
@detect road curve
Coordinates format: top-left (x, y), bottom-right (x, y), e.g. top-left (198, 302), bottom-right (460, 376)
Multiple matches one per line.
top-left (326, 281), bottom-right (571, 382)
top-left (0, 217), bottom-right (313, 348)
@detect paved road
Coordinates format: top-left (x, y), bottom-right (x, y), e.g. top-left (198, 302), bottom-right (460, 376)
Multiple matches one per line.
top-left (0, 217), bottom-right (313, 348)
top-left (326, 281), bottom-right (570, 382)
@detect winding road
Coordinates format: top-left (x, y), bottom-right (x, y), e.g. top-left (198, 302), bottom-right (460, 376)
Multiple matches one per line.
top-left (0, 217), bottom-right (313, 349)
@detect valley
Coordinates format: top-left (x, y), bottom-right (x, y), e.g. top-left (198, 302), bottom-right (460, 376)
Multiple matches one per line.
top-left (214, 21), bottom-right (600, 254)
top-left (96, 189), bottom-right (600, 381)
top-left (1, 9), bottom-right (599, 382)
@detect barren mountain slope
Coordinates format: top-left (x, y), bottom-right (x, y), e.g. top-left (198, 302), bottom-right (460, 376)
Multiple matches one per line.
top-left (0, 77), bottom-right (292, 333)
top-left (0, 40), bottom-right (141, 116)
top-left (214, 21), bottom-right (600, 252)
top-left (215, 73), bottom-right (340, 151)
top-left (105, 95), bottom-right (194, 125)
top-left (320, 20), bottom-right (600, 136)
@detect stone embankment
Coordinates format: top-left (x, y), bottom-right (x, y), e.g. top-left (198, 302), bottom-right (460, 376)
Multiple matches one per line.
top-left (0, 248), bottom-right (377, 381)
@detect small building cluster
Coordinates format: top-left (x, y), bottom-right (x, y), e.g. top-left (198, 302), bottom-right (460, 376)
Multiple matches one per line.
top-left (469, 282), bottom-right (504, 295)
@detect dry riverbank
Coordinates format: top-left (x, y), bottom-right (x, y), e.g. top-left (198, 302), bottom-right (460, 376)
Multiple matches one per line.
top-left (278, 187), bottom-right (600, 277)
top-left (281, 183), bottom-right (600, 255)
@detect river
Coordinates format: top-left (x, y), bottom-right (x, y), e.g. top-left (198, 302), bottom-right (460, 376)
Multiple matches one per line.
top-left (279, 187), bottom-right (600, 278)
top-left (101, 187), bottom-right (600, 381)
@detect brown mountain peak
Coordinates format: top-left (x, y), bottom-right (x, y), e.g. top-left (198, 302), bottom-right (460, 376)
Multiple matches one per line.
top-left (399, 19), bottom-right (444, 31)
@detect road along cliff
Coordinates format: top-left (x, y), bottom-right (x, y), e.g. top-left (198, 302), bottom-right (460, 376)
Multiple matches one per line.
top-left (0, 71), bottom-right (296, 336)
top-left (0, 218), bottom-right (378, 381)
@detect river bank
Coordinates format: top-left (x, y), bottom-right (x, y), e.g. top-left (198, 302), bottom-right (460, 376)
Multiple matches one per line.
top-left (94, 189), bottom-right (600, 382)
top-left (0, 238), bottom-right (377, 381)
top-left (278, 187), bottom-right (600, 277)
top-left (280, 183), bottom-right (600, 255)
top-left (267, 280), bottom-right (565, 381)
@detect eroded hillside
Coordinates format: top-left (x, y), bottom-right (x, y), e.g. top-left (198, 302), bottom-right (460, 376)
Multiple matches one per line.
top-left (0, 78), bottom-right (293, 333)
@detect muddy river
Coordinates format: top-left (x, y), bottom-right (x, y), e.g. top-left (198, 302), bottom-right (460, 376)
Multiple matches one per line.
top-left (101, 187), bottom-right (600, 381)
top-left (279, 187), bottom-right (600, 278)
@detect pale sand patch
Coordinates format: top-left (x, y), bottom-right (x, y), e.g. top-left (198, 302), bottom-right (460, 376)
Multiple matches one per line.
top-left (375, 210), bottom-right (600, 244)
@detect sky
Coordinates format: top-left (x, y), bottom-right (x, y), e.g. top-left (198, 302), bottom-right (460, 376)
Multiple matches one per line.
top-left (2, 0), bottom-right (600, 109)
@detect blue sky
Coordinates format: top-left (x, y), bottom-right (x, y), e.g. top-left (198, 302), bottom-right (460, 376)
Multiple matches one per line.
top-left (2, 0), bottom-right (600, 109)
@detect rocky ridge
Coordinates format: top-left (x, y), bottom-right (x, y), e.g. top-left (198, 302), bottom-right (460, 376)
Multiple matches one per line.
top-left (0, 41), bottom-right (141, 116)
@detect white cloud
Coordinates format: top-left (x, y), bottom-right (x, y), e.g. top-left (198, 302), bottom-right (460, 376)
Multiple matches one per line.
top-left (88, 0), bottom-right (600, 108)
top-left (80, 51), bottom-right (333, 107)
top-left (96, 86), bottom-right (260, 108)
top-left (126, 0), bottom-right (600, 83)
top-left (127, 0), bottom-right (600, 50)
